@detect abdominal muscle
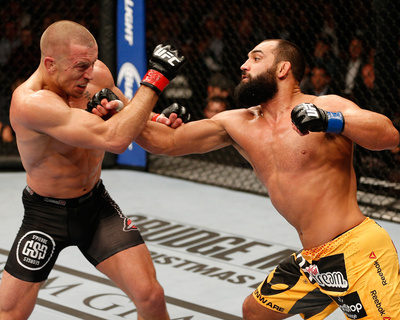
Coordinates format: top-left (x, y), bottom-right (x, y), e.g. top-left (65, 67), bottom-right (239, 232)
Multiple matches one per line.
top-left (242, 124), bottom-right (365, 249)
top-left (257, 164), bottom-right (365, 249)
top-left (20, 138), bottom-right (105, 198)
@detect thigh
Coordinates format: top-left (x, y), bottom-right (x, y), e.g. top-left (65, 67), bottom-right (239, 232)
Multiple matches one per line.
top-left (96, 243), bottom-right (158, 299)
top-left (0, 270), bottom-right (43, 318)
top-left (79, 188), bottom-right (144, 266)
top-left (252, 253), bottom-right (337, 319)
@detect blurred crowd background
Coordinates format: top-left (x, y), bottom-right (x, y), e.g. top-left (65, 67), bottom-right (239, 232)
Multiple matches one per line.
top-left (0, 0), bottom-right (399, 217)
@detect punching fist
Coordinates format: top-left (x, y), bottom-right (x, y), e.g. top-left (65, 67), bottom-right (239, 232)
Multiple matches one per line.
top-left (86, 88), bottom-right (124, 113)
top-left (291, 103), bottom-right (344, 134)
top-left (141, 44), bottom-right (186, 95)
top-left (152, 103), bottom-right (191, 128)
top-left (152, 103), bottom-right (191, 123)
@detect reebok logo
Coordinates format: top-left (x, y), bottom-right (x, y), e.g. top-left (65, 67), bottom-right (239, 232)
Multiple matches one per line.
top-left (370, 290), bottom-right (386, 316)
top-left (44, 198), bottom-right (66, 206)
top-left (369, 251), bottom-right (376, 259)
top-left (373, 260), bottom-right (388, 286)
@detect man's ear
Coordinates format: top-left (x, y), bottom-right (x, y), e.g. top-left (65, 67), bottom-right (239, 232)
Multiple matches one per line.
top-left (44, 57), bottom-right (56, 73)
top-left (277, 61), bottom-right (291, 79)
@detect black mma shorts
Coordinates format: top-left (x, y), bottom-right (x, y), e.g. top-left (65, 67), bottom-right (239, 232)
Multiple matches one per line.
top-left (4, 180), bottom-right (144, 282)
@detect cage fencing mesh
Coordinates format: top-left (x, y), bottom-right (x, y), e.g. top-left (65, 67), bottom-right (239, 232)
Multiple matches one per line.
top-left (0, 0), bottom-right (399, 221)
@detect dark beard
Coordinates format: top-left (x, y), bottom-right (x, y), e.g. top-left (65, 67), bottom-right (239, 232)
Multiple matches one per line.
top-left (234, 69), bottom-right (278, 107)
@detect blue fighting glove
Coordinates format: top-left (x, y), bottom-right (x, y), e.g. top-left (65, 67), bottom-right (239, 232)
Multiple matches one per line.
top-left (291, 103), bottom-right (344, 134)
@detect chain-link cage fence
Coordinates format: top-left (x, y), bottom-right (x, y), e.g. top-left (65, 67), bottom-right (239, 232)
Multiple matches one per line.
top-left (1, 0), bottom-right (399, 221)
top-left (146, 0), bottom-right (400, 222)
top-left (0, 0), bottom-right (102, 169)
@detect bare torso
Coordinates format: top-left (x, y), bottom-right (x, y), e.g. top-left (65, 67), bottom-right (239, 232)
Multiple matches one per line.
top-left (10, 61), bottom-right (121, 198)
top-left (224, 94), bottom-right (365, 248)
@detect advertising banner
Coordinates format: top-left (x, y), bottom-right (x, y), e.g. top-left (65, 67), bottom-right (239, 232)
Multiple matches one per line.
top-left (116, 0), bottom-right (147, 168)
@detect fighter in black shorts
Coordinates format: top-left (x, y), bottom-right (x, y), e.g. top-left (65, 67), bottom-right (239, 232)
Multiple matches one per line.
top-left (0, 20), bottom-right (185, 319)
top-left (5, 180), bottom-right (144, 282)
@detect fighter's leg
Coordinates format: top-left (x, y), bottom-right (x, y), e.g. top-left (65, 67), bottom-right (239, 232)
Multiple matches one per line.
top-left (96, 244), bottom-right (169, 320)
top-left (0, 271), bottom-right (43, 320)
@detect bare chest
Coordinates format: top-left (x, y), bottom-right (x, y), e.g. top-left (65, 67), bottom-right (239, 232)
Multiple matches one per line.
top-left (232, 121), bottom-right (326, 179)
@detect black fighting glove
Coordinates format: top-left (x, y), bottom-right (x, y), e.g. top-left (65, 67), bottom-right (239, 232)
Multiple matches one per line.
top-left (141, 44), bottom-right (186, 95)
top-left (86, 88), bottom-right (124, 113)
top-left (152, 103), bottom-right (191, 123)
top-left (291, 103), bottom-right (344, 134)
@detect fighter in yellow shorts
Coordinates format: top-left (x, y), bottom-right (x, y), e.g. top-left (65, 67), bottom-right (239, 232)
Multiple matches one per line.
top-left (253, 218), bottom-right (400, 319)
top-left (133, 39), bottom-right (400, 319)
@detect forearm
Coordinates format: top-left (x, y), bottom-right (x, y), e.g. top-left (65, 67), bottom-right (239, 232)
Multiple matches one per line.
top-left (136, 122), bottom-right (175, 155)
top-left (342, 111), bottom-right (399, 150)
top-left (136, 119), bottom-right (231, 156)
top-left (106, 86), bottom-right (159, 152)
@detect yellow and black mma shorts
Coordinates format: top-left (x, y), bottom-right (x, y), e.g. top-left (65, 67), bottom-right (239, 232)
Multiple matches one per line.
top-left (253, 218), bottom-right (400, 319)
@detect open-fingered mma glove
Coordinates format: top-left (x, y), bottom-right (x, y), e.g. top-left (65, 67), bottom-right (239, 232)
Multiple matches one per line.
top-left (291, 103), bottom-right (344, 134)
top-left (86, 88), bottom-right (124, 115)
top-left (152, 103), bottom-right (191, 123)
top-left (140, 44), bottom-right (186, 95)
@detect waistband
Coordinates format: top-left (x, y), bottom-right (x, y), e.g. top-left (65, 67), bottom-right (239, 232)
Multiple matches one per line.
top-left (24, 180), bottom-right (103, 207)
top-left (301, 217), bottom-right (372, 259)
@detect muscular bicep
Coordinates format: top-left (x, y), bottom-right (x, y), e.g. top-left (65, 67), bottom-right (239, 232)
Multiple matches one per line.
top-left (136, 118), bottom-right (232, 156)
top-left (16, 91), bottom-right (112, 150)
top-left (316, 95), bottom-right (399, 150)
top-left (47, 109), bottom-right (110, 149)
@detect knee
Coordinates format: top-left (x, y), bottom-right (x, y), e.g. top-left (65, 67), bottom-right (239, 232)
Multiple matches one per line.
top-left (242, 294), bottom-right (255, 320)
top-left (0, 297), bottom-right (35, 320)
top-left (0, 308), bottom-right (33, 320)
top-left (243, 293), bottom-right (267, 320)
top-left (134, 281), bottom-right (168, 317)
top-left (142, 280), bottom-right (165, 305)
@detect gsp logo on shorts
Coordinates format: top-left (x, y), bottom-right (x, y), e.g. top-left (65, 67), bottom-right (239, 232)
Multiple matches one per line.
top-left (16, 231), bottom-right (55, 270)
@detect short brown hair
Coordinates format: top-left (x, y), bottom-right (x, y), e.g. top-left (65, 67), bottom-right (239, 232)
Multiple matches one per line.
top-left (40, 20), bottom-right (97, 60)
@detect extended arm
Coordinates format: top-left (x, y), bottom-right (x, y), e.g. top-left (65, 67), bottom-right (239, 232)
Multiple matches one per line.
top-left (88, 63), bottom-right (188, 127)
top-left (136, 116), bottom-right (232, 156)
top-left (14, 85), bottom-right (158, 153)
top-left (12, 44), bottom-right (185, 154)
